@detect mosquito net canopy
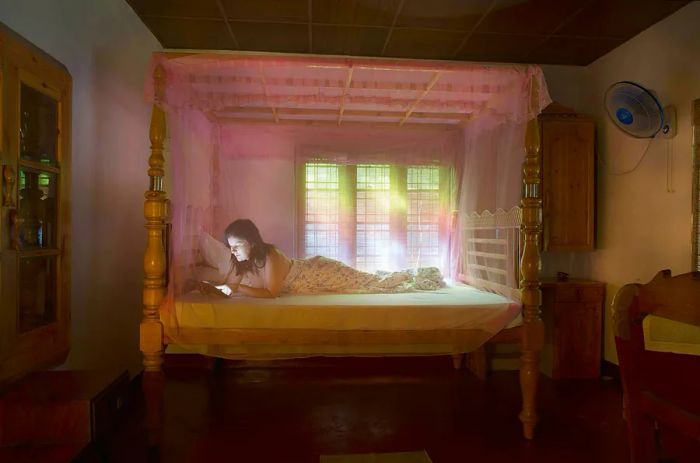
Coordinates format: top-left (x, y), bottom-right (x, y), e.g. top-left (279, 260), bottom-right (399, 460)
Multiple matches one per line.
top-left (144, 52), bottom-right (551, 302)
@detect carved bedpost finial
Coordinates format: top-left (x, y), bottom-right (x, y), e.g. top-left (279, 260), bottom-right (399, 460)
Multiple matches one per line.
top-left (525, 78), bottom-right (541, 161)
top-left (153, 63), bottom-right (166, 104)
top-left (148, 64), bottom-right (166, 184)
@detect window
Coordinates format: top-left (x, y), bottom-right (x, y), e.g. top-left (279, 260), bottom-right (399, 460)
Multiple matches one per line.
top-left (356, 165), bottom-right (391, 270)
top-left (299, 162), bottom-right (450, 272)
top-left (303, 163), bottom-right (340, 260)
top-left (407, 166), bottom-right (442, 269)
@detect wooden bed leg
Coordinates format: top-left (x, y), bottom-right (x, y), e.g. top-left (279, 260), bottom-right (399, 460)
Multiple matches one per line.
top-left (142, 363), bottom-right (164, 447)
top-left (519, 345), bottom-right (541, 440)
top-left (451, 353), bottom-right (463, 370)
top-left (465, 347), bottom-right (487, 380)
top-left (141, 319), bottom-right (165, 448)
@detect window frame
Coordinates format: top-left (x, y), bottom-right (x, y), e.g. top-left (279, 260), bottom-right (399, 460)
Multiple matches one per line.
top-left (296, 161), bottom-right (451, 271)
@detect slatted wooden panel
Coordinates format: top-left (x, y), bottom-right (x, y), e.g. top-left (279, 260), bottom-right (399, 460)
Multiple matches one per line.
top-left (458, 207), bottom-right (521, 301)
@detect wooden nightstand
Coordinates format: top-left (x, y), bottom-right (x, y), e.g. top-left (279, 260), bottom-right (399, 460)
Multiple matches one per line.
top-left (540, 279), bottom-right (605, 379)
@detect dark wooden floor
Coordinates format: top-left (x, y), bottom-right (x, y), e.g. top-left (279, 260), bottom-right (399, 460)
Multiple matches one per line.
top-left (98, 357), bottom-right (630, 463)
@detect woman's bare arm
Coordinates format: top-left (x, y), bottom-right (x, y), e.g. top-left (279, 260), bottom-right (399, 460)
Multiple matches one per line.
top-left (224, 270), bottom-right (244, 289)
top-left (236, 248), bottom-right (288, 298)
top-left (213, 267), bottom-right (244, 296)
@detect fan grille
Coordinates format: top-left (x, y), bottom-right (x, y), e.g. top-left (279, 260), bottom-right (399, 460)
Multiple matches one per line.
top-left (604, 81), bottom-right (664, 138)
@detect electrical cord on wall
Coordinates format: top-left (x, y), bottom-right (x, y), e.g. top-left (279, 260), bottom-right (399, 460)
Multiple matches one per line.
top-left (666, 136), bottom-right (675, 193)
top-left (599, 135), bottom-right (656, 176)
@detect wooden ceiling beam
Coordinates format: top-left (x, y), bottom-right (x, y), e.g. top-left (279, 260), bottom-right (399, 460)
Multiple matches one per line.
top-left (307, 0), bottom-right (313, 53)
top-left (189, 74), bottom-right (494, 95)
top-left (213, 106), bottom-right (470, 121)
top-left (337, 67), bottom-right (354, 125)
top-left (215, 0), bottom-right (240, 49)
top-left (381, 0), bottom-right (405, 56)
top-left (399, 72), bottom-right (442, 126)
top-left (257, 64), bottom-right (279, 123)
top-left (213, 116), bottom-right (458, 130)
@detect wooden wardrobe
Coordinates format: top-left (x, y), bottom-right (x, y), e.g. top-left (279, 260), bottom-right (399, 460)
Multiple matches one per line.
top-left (0, 22), bottom-right (72, 384)
top-left (539, 102), bottom-right (595, 251)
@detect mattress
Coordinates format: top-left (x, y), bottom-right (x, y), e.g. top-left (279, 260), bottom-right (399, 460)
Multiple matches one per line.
top-left (167, 284), bottom-right (522, 359)
top-left (174, 284), bottom-right (522, 332)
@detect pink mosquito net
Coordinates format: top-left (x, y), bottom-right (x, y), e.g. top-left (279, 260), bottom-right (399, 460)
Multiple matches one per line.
top-left (144, 52), bottom-right (551, 320)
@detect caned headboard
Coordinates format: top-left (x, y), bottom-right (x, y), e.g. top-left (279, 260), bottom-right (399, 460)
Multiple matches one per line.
top-left (458, 206), bottom-right (522, 301)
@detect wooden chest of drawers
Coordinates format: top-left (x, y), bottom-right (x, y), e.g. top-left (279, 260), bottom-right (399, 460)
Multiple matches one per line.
top-left (540, 279), bottom-right (605, 379)
top-left (0, 369), bottom-right (130, 446)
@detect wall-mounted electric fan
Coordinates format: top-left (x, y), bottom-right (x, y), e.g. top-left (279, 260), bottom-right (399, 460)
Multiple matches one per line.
top-left (603, 81), bottom-right (676, 186)
top-left (604, 81), bottom-right (675, 139)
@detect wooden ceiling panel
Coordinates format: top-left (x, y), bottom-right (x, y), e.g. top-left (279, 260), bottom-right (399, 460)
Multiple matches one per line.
top-left (456, 33), bottom-right (543, 63)
top-left (232, 22), bottom-right (309, 53)
top-left (312, 25), bottom-right (388, 56)
top-left (526, 36), bottom-right (625, 65)
top-left (384, 28), bottom-right (464, 59)
top-left (555, 0), bottom-right (691, 39)
top-left (143, 17), bottom-right (236, 50)
top-left (220, 0), bottom-right (309, 23)
top-left (126, 0), bottom-right (692, 65)
top-left (396, 0), bottom-right (494, 31)
top-left (125, 0), bottom-right (221, 19)
top-left (313, 0), bottom-right (402, 26)
top-left (475, 0), bottom-right (585, 35)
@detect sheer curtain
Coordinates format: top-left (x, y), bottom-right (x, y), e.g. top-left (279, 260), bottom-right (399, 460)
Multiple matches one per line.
top-left (450, 118), bottom-right (533, 286)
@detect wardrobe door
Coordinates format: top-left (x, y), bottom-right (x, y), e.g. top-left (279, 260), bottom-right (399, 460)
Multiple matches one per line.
top-left (541, 112), bottom-right (595, 251)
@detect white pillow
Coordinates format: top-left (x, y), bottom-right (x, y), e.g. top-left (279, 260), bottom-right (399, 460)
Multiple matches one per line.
top-left (198, 232), bottom-right (231, 279)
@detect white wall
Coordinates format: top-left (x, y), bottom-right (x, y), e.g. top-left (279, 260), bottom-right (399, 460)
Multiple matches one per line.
top-left (566, 3), bottom-right (700, 362)
top-left (541, 64), bottom-right (589, 112)
top-left (0, 0), bottom-right (161, 375)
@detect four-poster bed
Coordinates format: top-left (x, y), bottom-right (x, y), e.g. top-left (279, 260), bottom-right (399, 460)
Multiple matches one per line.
top-left (140, 52), bottom-right (545, 442)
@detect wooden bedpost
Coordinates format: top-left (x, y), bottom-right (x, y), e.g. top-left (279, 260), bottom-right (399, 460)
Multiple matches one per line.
top-left (519, 76), bottom-right (545, 440)
top-left (141, 62), bottom-right (167, 446)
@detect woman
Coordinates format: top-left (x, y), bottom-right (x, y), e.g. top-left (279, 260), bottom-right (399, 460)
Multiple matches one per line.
top-left (216, 219), bottom-right (292, 298)
top-left (207, 219), bottom-right (445, 298)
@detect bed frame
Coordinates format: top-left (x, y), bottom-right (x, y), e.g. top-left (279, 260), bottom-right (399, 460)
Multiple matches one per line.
top-left (140, 62), bottom-right (544, 443)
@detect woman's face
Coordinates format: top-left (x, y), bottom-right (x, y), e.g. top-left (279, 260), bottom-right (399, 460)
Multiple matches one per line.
top-left (227, 236), bottom-right (252, 261)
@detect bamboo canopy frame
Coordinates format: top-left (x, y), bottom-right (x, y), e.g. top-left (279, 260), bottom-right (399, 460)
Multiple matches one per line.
top-left (140, 59), bottom-right (543, 443)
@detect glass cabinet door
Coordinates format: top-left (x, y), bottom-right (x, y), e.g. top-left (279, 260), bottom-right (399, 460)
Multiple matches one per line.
top-left (16, 80), bottom-right (62, 334)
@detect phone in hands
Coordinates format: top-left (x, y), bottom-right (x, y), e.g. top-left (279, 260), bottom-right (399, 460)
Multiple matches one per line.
top-left (198, 281), bottom-right (232, 298)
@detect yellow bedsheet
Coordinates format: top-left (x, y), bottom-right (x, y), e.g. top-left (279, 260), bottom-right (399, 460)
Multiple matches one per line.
top-left (166, 284), bottom-right (521, 359)
top-left (174, 285), bottom-right (520, 330)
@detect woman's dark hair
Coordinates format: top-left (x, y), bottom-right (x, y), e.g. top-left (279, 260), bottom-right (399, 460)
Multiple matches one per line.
top-left (224, 219), bottom-right (272, 276)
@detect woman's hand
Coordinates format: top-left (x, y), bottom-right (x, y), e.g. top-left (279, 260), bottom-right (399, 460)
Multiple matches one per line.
top-left (215, 284), bottom-right (234, 296)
